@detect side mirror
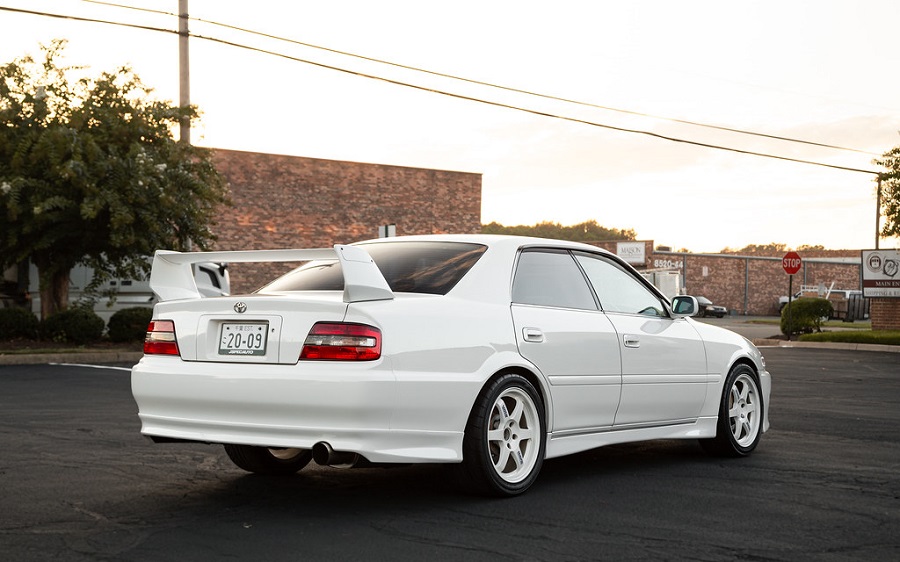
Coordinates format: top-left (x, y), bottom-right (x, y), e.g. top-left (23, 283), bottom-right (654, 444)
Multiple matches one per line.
top-left (672, 295), bottom-right (699, 317)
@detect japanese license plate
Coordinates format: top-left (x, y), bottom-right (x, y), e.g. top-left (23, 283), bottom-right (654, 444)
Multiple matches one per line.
top-left (219, 323), bottom-right (268, 356)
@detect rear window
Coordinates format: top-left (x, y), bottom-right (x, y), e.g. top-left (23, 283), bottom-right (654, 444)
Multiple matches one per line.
top-left (258, 241), bottom-right (487, 295)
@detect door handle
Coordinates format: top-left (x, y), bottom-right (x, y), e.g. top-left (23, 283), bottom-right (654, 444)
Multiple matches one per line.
top-left (522, 328), bottom-right (544, 343)
top-left (623, 334), bottom-right (640, 348)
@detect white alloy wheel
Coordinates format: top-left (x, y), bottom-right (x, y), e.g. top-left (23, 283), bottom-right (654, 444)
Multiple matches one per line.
top-left (487, 386), bottom-right (541, 483)
top-left (223, 444), bottom-right (312, 474)
top-left (457, 373), bottom-right (546, 496)
top-left (268, 448), bottom-right (305, 461)
top-left (701, 364), bottom-right (764, 457)
top-left (728, 373), bottom-right (761, 448)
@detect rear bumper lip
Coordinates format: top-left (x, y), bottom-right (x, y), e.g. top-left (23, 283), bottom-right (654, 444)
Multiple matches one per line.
top-left (137, 413), bottom-right (462, 463)
top-left (131, 355), bottom-right (467, 463)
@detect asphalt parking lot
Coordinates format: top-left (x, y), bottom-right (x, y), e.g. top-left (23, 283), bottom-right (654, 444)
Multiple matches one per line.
top-left (1, 348), bottom-right (898, 561)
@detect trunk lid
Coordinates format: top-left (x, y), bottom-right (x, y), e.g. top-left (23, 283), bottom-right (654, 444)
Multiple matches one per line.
top-left (153, 292), bottom-right (348, 364)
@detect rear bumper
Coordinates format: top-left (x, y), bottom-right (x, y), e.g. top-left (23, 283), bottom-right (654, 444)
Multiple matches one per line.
top-left (131, 355), bottom-right (468, 463)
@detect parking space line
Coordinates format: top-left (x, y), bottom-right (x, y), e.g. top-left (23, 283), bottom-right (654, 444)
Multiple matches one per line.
top-left (50, 363), bottom-right (133, 372)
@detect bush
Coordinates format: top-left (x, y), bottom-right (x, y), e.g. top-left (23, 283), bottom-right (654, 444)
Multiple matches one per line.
top-left (781, 298), bottom-right (834, 336)
top-left (40, 308), bottom-right (105, 345)
top-left (107, 307), bottom-right (153, 342)
top-left (0, 306), bottom-right (40, 340)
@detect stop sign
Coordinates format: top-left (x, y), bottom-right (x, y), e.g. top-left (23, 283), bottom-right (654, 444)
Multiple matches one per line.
top-left (783, 251), bottom-right (802, 275)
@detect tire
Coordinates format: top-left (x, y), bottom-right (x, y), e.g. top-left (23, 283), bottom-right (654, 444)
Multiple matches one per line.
top-left (700, 364), bottom-right (763, 457)
top-left (223, 444), bottom-right (312, 475)
top-left (455, 373), bottom-right (546, 497)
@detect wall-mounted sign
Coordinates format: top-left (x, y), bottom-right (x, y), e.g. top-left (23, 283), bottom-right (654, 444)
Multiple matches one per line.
top-left (862, 250), bottom-right (900, 298)
top-left (652, 259), bottom-right (684, 270)
top-left (617, 242), bottom-right (646, 265)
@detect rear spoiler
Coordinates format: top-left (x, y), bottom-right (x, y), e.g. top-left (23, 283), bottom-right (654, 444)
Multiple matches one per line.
top-left (149, 245), bottom-right (393, 303)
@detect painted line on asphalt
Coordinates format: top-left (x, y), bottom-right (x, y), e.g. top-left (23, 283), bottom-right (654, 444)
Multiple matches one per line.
top-left (50, 363), bottom-right (133, 372)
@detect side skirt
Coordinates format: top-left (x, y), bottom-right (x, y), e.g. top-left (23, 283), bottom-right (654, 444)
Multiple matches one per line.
top-left (545, 417), bottom-right (718, 459)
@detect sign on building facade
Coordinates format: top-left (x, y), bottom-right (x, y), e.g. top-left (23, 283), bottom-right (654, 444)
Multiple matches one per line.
top-left (617, 241), bottom-right (646, 266)
top-left (862, 250), bottom-right (900, 298)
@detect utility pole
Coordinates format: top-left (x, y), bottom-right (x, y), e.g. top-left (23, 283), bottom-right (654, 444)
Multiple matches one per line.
top-left (178, 0), bottom-right (190, 144)
top-left (875, 175), bottom-right (882, 250)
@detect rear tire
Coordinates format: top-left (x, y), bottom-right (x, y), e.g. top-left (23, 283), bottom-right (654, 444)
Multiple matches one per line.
top-left (455, 373), bottom-right (546, 497)
top-left (224, 444), bottom-right (312, 475)
top-left (700, 364), bottom-right (763, 457)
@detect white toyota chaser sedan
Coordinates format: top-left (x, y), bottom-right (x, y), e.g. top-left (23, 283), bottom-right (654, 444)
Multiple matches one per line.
top-left (132, 234), bottom-right (771, 496)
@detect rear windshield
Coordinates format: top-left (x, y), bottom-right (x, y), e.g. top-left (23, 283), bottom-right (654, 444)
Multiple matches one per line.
top-left (258, 241), bottom-right (487, 295)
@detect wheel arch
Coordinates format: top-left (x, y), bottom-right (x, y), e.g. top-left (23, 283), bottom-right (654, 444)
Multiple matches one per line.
top-left (471, 364), bottom-right (552, 433)
top-left (700, 350), bottom-right (763, 420)
top-left (731, 356), bottom-right (759, 377)
top-left (728, 356), bottom-right (766, 420)
top-left (454, 364), bottom-right (550, 496)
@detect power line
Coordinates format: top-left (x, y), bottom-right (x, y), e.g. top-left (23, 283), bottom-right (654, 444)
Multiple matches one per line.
top-left (82, 0), bottom-right (879, 157)
top-left (0, 4), bottom-right (882, 176)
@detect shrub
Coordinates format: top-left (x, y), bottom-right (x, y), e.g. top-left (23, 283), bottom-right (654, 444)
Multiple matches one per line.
top-left (40, 308), bottom-right (105, 344)
top-left (0, 306), bottom-right (40, 340)
top-left (781, 298), bottom-right (834, 336)
top-left (107, 307), bottom-right (153, 342)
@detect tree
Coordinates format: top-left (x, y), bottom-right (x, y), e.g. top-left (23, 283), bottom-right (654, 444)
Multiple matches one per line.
top-left (482, 219), bottom-right (636, 242)
top-left (721, 243), bottom-right (787, 255)
top-left (875, 144), bottom-right (900, 239)
top-left (0, 40), bottom-right (228, 318)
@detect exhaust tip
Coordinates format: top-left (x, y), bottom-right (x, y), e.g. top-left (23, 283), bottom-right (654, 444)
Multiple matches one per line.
top-left (312, 441), bottom-right (333, 465)
top-left (312, 441), bottom-right (361, 468)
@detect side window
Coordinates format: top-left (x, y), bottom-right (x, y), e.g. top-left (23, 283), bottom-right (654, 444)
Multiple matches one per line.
top-left (574, 252), bottom-right (666, 317)
top-left (512, 249), bottom-right (597, 310)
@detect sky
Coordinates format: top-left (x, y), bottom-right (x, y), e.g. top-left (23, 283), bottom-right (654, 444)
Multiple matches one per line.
top-left (1, 0), bottom-right (899, 252)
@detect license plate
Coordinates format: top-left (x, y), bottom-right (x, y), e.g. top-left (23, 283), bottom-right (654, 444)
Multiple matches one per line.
top-left (219, 323), bottom-right (268, 356)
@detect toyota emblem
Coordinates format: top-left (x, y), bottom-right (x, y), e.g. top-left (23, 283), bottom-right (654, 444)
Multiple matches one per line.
top-left (233, 302), bottom-right (247, 314)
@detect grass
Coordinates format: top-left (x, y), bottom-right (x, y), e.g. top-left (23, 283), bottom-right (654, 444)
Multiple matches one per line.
top-left (798, 330), bottom-right (900, 346)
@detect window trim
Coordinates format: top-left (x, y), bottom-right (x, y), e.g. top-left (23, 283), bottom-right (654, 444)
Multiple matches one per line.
top-left (572, 249), bottom-right (673, 318)
top-left (511, 245), bottom-right (674, 318)
top-left (511, 247), bottom-right (600, 311)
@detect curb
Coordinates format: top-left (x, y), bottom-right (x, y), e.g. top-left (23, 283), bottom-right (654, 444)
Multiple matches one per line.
top-left (0, 351), bottom-right (144, 366)
top-left (752, 339), bottom-right (900, 353)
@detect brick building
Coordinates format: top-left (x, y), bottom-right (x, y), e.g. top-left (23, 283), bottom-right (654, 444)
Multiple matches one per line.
top-left (656, 249), bottom-right (862, 317)
top-left (871, 299), bottom-right (900, 330)
top-left (589, 240), bottom-right (870, 318)
top-left (210, 149), bottom-right (482, 293)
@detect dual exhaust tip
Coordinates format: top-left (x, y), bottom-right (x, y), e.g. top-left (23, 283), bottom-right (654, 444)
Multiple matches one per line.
top-left (312, 441), bottom-right (360, 468)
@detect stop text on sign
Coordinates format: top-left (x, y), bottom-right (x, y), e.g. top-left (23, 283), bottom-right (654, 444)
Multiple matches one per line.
top-left (782, 251), bottom-right (802, 275)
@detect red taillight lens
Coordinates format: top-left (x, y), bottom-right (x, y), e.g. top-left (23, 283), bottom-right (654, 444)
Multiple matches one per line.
top-left (300, 322), bottom-right (382, 361)
top-left (143, 320), bottom-right (180, 356)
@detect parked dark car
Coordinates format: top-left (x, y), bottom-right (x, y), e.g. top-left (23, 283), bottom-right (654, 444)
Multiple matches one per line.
top-left (697, 296), bottom-right (727, 318)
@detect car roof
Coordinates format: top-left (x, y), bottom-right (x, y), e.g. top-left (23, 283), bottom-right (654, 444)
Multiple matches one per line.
top-left (352, 234), bottom-right (641, 303)
top-left (355, 233), bottom-right (619, 256)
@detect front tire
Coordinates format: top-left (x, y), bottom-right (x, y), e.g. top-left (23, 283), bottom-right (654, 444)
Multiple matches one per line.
top-left (456, 373), bottom-right (546, 497)
top-left (224, 444), bottom-right (312, 475)
top-left (701, 364), bottom-right (763, 457)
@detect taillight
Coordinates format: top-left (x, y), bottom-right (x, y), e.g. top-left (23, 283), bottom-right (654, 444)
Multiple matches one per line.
top-left (144, 320), bottom-right (180, 356)
top-left (300, 322), bottom-right (381, 361)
